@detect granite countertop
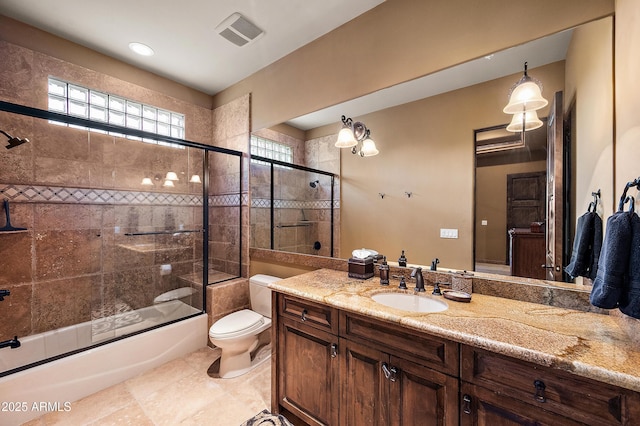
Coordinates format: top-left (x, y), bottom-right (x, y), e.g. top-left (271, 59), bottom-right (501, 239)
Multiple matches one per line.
top-left (268, 268), bottom-right (640, 393)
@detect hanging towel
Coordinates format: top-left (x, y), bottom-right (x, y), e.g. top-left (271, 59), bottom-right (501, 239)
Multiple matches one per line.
top-left (565, 211), bottom-right (596, 279)
top-left (590, 210), bottom-right (634, 309)
top-left (619, 202), bottom-right (640, 319)
top-left (589, 214), bottom-right (603, 280)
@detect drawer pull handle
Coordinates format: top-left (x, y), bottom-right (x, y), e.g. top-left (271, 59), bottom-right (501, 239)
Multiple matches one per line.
top-left (301, 309), bottom-right (308, 321)
top-left (330, 343), bottom-right (338, 358)
top-left (534, 380), bottom-right (546, 403)
top-left (381, 362), bottom-right (397, 382)
top-left (462, 394), bottom-right (472, 415)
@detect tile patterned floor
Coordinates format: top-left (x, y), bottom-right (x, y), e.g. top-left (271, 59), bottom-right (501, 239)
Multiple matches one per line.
top-left (23, 347), bottom-right (271, 426)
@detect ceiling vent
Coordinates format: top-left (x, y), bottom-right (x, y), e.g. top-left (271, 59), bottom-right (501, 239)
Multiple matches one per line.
top-left (216, 13), bottom-right (264, 47)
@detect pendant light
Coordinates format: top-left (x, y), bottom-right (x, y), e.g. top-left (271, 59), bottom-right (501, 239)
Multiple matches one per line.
top-left (503, 62), bottom-right (548, 114)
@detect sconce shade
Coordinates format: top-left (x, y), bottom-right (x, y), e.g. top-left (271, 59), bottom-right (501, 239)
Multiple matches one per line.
top-left (163, 179), bottom-right (175, 188)
top-left (189, 174), bottom-right (202, 183)
top-left (141, 177), bottom-right (154, 186)
top-left (360, 138), bottom-right (379, 157)
top-left (506, 110), bottom-right (543, 132)
top-left (165, 171), bottom-right (179, 181)
top-left (335, 127), bottom-right (357, 148)
top-left (503, 80), bottom-right (548, 113)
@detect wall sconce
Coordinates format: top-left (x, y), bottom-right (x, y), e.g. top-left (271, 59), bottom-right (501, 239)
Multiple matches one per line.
top-left (503, 62), bottom-right (548, 136)
top-left (335, 115), bottom-right (379, 157)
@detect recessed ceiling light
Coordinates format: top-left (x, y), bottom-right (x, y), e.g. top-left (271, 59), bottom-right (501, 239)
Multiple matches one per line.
top-left (129, 42), bottom-right (154, 56)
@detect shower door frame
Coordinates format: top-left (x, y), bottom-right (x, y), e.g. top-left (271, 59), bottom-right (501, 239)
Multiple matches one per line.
top-left (0, 100), bottom-right (244, 375)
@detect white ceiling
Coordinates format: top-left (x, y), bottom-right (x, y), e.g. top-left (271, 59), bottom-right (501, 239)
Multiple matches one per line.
top-left (1, 0), bottom-right (573, 130)
top-left (0, 0), bottom-right (385, 95)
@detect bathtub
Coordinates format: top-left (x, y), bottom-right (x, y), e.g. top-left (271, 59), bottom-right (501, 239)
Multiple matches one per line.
top-left (0, 302), bottom-right (208, 425)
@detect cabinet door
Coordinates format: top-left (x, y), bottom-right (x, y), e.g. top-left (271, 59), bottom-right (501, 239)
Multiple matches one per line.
top-left (389, 355), bottom-right (459, 426)
top-left (460, 382), bottom-right (582, 426)
top-left (278, 318), bottom-right (339, 425)
top-left (339, 338), bottom-right (389, 426)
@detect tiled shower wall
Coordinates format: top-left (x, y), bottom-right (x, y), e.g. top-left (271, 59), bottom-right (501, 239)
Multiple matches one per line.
top-left (0, 39), bottom-right (249, 343)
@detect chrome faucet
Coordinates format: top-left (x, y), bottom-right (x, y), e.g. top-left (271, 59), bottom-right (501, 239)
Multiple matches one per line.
top-left (410, 267), bottom-right (425, 292)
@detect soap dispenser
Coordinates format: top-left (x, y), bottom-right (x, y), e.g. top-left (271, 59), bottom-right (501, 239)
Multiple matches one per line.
top-left (398, 250), bottom-right (407, 267)
top-left (379, 256), bottom-right (390, 286)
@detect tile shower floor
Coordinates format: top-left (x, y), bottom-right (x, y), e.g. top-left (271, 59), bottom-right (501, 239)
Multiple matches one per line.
top-left (23, 347), bottom-right (271, 426)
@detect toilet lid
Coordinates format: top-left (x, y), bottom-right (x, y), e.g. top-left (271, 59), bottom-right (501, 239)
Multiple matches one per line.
top-left (209, 309), bottom-right (265, 339)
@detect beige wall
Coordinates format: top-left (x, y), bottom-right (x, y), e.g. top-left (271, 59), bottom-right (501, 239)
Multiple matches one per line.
top-left (565, 17), bottom-right (614, 222)
top-left (337, 62), bottom-right (565, 270)
top-left (213, 0), bottom-right (614, 130)
top-left (615, 0), bottom-right (640, 205)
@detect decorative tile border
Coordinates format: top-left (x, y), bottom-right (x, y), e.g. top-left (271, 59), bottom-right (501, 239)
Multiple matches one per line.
top-left (251, 198), bottom-right (339, 209)
top-left (0, 184), bottom-right (248, 207)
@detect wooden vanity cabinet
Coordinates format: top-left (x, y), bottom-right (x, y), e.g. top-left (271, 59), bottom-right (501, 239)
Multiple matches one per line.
top-left (273, 294), bottom-right (340, 425)
top-left (272, 293), bottom-right (458, 425)
top-left (460, 345), bottom-right (640, 426)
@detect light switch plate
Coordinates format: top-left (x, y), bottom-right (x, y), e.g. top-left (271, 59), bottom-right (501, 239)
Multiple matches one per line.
top-left (481, 220), bottom-right (488, 226)
top-left (440, 228), bottom-right (458, 239)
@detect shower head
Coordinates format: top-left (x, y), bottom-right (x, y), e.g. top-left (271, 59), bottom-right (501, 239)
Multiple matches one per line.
top-left (310, 180), bottom-right (319, 188)
top-left (1, 130), bottom-right (29, 150)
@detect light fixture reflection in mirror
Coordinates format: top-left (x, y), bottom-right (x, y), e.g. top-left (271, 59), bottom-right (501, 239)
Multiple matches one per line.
top-left (336, 115), bottom-right (379, 157)
top-left (506, 110), bottom-right (543, 132)
top-left (162, 179), bottom-right (175, 188)
top-left (189, 174), bottom-right (202, 183)
top-left (165, 171), bottom-right (179, 181)
top-left (141, 177), bottom-right (154, 186)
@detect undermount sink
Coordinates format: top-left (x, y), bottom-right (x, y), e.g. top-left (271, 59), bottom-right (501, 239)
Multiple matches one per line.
top-left (371, 292), bottom-right (448, 313)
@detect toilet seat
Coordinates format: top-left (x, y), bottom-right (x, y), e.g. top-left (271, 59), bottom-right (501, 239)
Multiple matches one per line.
top-left (209, 309), bottom-right (268, 340)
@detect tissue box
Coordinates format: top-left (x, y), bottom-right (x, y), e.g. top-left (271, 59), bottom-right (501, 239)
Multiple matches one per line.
top-left (348, 257), bottom-right (374, 279)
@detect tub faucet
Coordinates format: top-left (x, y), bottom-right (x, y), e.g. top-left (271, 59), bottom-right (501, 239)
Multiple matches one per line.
top-left (0, 336), bottom-right (21, 349)
top-left (410, 267), bottom-right (425, 292)
top-left (0, 289), bottom-right (9, 301)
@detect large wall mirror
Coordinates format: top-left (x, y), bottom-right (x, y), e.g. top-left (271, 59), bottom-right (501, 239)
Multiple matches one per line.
top-left (250, 16), bottom-right (614, 284)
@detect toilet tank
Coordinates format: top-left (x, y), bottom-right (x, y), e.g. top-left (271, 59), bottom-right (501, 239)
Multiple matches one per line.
top-left (249, 274), bottom-right (281, 318)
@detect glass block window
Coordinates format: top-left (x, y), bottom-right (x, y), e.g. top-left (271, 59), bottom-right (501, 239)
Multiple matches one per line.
top-left (48, 77), bottom-right (185, 148)
top-left (250, 135), bottom-right (293, 167)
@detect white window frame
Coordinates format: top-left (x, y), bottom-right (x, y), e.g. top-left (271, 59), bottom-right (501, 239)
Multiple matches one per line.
top-left (250, 135), bottom-right (293, 167)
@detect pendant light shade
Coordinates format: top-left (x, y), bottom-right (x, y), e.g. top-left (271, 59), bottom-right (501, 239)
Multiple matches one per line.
top-left (503, 62), bottom-right (548, 114)
top-left (506, 110), bottom-right (543, 132)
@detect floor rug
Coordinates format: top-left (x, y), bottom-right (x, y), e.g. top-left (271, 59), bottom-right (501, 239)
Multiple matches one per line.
top-left (240, 409), bottom-right (293, 426)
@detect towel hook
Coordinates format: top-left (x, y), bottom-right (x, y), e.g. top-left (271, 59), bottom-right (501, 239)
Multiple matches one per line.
top-left (618, 177), bottom-right (640, 212)
top-left (588, 189), bottom-right (601, 212)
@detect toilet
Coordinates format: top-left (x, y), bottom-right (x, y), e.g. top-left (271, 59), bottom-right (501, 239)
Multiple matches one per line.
top-left (208, 274), bottom-right (281, 378)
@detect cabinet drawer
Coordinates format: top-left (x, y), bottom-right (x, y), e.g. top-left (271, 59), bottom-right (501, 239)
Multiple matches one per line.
top-left (278, 294), bottom-right (338, 334)
top-left (461, 345), bottom-right (640, 425)
top-left (340, 311), bottom-right (459, 376)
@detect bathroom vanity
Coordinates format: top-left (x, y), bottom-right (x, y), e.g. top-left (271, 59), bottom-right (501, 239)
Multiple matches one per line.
top-left (269, 269), bottom-right (640, 425)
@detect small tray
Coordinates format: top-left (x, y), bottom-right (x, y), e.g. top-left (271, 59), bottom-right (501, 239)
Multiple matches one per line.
top-left (443, 290), bottom-right (472, 303)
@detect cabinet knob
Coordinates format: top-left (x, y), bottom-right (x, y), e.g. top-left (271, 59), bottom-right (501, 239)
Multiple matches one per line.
top-left (301, 309), bottom-right (308, 321)
top-left (381, 362), bottom-right (398, 382)
top-left (330, 343), bottom-right (338, 358)
top-left (462, 394), bottom-right (472, 415)
top-left (533, 379), bottom-right (546, 403)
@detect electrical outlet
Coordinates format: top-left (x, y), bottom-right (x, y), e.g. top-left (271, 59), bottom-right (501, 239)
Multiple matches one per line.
top-left (440, 228), bottom-right (458, 239)
top-left (481, 220), bottom-right (488, 226)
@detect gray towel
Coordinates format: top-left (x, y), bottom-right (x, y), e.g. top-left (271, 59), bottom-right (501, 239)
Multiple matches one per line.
top-left (590, 211), bottom-right (634, 309)
top-left (619, 212), bottom-right (640, 318)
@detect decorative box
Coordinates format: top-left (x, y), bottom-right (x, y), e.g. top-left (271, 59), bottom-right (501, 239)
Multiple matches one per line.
top-left (348, 257), bottom-right (375, 279)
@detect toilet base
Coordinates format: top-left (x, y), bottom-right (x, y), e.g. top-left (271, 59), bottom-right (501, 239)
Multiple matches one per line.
top-left (207, 343), bottom-right (271, 379)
